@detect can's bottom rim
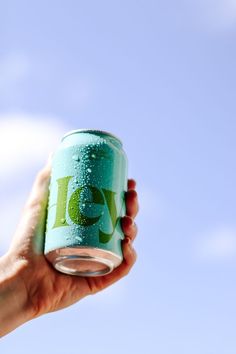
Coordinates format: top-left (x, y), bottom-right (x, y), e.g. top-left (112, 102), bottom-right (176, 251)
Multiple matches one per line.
top-left (45, 246), bottom-right (122, 277)
top-left (54, 255), bottom-right (113, 276)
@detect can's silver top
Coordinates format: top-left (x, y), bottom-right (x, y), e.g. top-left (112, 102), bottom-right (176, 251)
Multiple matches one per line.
top-left (62, 129), bottom-right (122, 145)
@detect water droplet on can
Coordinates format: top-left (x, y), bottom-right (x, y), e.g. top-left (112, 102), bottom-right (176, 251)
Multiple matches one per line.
top-left (87, 168), bottom-right (92, 173)
top-left (72, 154), bottom-right (80, 162)
top-left (61, 218), bottom-right (66, 224)
top-left (75, 235), bottom-right (82, 242)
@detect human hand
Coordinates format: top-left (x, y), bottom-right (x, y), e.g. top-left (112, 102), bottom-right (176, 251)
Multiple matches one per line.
top-left (0, 157), bottom-right (139, 336)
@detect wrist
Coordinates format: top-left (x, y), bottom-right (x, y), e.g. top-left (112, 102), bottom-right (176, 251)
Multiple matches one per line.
top-left (0, 252), bottom-right (35, 337)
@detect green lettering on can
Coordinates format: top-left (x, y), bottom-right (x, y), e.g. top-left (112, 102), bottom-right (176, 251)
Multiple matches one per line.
top-left (99, 188), bottom-right (118, 243)
top-left (68, 185), bottom-right (105, 226)
top-left (52, 176), bottom-right (72, 228)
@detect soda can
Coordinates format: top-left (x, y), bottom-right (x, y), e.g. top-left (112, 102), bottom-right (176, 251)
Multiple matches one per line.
top-left (44, 129), bottom-right (128, 276)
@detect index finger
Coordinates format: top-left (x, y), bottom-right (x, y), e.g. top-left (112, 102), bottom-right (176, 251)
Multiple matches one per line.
top-left (128, 179), bottom-right (136, 190)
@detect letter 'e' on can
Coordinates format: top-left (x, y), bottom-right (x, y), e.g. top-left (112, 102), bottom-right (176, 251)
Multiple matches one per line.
top-left (44, 129), bottom-right (128, 276)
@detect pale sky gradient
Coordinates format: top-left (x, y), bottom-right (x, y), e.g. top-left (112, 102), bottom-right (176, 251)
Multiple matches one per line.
top-left (1, 1), bottom-right (236, 353)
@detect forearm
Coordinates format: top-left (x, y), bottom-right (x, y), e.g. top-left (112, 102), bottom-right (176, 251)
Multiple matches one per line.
top-left (0, 253), bottom-right (33, 337)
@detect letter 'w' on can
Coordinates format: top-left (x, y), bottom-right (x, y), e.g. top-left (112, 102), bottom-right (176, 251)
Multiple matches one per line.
top-left (44, 129), bottom-right (128, 276)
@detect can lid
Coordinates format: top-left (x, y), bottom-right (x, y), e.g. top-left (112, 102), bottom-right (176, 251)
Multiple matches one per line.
top-left (62, 129), bottom-right (123, 145)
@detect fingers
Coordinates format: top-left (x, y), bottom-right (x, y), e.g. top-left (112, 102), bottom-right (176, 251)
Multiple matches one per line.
top-left (121, 216), bottom-right (138, 242)
top-left (117, 237), bottom-right (137, 277)
top-left (87, 193), bottom-right (139, 293)
top-left (128, 179), bottom-right (136, 190)
top-left (10, 156), bottom-right (52, 255)
top-left (125, 189), bottom-right (139, 218)
top-left (99, 179), bottom-right (139, 287)
top-left (90, 237), bottom-right (137, 291)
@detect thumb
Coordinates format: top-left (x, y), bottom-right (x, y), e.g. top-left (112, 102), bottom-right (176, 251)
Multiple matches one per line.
top-left (26, 155), bottom-right (52, 210)
top-left (9, 156), bottom-right (52, 257)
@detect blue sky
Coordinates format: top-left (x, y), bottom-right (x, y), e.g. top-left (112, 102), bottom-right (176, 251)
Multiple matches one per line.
top-left (1, 1), bottom-right (236, 353)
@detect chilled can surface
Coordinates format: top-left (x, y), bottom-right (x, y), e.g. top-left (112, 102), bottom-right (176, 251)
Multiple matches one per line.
top-left (44, 129), bottom-right (128, 276)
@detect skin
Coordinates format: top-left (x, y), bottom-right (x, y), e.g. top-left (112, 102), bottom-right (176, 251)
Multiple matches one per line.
top-left (0, 157), bottom-right (139, 337)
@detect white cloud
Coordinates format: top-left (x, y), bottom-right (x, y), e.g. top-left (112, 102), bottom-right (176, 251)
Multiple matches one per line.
top-left (195, 227), bottom-right (236, 262)
top-left (0, 113), bottom-right (68, 253)
top-left (0, 112), bottom-right (67, 180)
top-left (0, 191), bottom-right (28, 255)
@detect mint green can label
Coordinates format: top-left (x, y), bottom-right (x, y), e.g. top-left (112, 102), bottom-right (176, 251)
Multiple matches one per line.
top-left (44, 130), bottom-right (128, 276)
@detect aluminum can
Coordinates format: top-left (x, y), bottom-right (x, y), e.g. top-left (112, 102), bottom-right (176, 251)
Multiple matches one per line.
top-left (44, 129), bottom-right (128, 276)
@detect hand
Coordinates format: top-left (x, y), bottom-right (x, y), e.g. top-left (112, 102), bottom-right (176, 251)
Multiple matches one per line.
top-left (0, 157), bottom-right (139, 336)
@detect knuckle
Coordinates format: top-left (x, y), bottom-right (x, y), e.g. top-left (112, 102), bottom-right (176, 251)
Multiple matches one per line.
top-left (123, 254), bottom-right (137, 277)
top-left (125, 189), bottom-right (137, 200)
top-left (36, 168), bottom-right (51, 185)
top-left (24, 200), bottom-right (43, 216)
top-left (129, 189), bottom-right (137, 198)
top-left (131, 248), bottom-right (137, 265)
top-left (123, 266), bottom-right (131, 277)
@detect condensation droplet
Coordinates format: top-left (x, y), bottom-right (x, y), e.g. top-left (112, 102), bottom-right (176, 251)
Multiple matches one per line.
top-left (87, 168), bottom-right (92, 173)
top-left (61, 218), bottom-right (66, 224)
top-left (72, 154), bottom-right (80, 162)
top-left (75, 236), bottom-right (82, 242)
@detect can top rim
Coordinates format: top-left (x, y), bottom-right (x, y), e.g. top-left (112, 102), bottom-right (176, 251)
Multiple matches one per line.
top-left (62, 129), bottom-right (122, 145)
